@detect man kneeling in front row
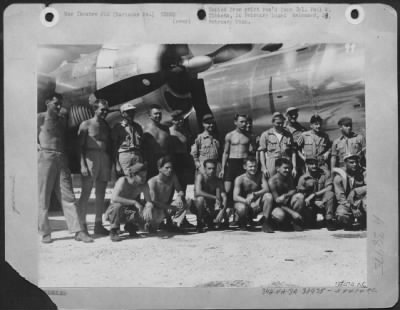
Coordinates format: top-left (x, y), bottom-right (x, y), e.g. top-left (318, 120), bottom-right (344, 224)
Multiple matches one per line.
top-left (233, 156), bottom-right (273, 232)
top-left (105, 163), bottom-right (151, 242)
top-left (266, 158), bottom-right (306, 231)
top-left (146, 156), bottom-right (192, 232)
top-left (194, 159), bottom-right (229, 232)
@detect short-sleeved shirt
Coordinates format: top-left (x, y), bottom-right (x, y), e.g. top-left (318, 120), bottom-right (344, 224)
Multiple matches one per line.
top-left (285, 122), bottom-right (306, 143)
top-left (112, 120), bottom-right (143, 153)
top-left (259, 128), bottom-right (294, 158)
top-left (297, 130), bottom-right (331, 160)
top-left (191, 131), bottom-right (220, 163)
top-left (297, 169), bottom-right (332, 197)
top-left (331, 133), bottom-right (366, 166)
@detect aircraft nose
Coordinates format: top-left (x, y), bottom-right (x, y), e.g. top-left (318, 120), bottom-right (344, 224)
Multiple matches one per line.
top-left (181, 56), bottom-right (213, 73)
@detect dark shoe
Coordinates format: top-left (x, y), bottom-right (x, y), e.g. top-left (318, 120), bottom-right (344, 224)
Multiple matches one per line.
top-left (262, 220), bottom-right (275, 233)
top-left (219, 221), bottom-right (230, 230)
top-left (181, 217), bottom-right (196, 229)
top-left (110, 230), bottom-right (122, 242)
top-left (41, 234), bottom-right (52, 244)
top-left (292, 220), bottom-right (304, 232)
top-left (75, 231), bottom-right (94, 243)
top-left (94, 223), bottom-right (109, 236)
top-left (326, 219), bottom-right (338, 231)
top-left (124, 223), bottom-right (139, 237)
top-left (196, 225), bottom-right (206, 233)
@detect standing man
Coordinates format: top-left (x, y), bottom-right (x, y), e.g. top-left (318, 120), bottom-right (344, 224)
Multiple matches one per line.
top-left (145, 156), bottom-right (191, 232)
top-left (220, 114), bottom-right (252, 207)
top-left (194, 159), bottom-right (228, 232)
top-left (331, 117), bottom-right (366, 170)
top-left (78, 98), bottom-right (111, 236)
top-left (37, 93), bottom-right (92, 243)
top-left (245, 116), bottom-right (259, 160)
top-left (142, 104), bottom-right (171, 179)
top-left (285, 107), bottom-right (306, 143)
top-left (169, 110), bottom-right (194, 192)
top-left (105, 163), bottom-right (151, 242)
top-left (333, 154), bottom-right (366, 230)
top-left (191, 114), bottom-right (221, 175)
top-left (297, 114), bottom-right (331, 173)
top-left (297, 156), bottom-right (336, 230)
top-left (112, 102), bottom-right (143, 177)
top-left (259, 112), bottom-right (296, 178)
top-left (233, 156), bottom-right (273, 232)
top-left (266, 158), bottom-right (306, 231)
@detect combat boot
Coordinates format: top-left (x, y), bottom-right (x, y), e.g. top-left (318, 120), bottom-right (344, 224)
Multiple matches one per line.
top-left (41, 234), bottom-right (52, 244)
top-left (110, 229), bottom-right (122, 242)
top-left (94, 222), bottom-right (109, 235)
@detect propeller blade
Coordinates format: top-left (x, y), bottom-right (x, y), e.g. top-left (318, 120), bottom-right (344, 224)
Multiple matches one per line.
top-left (181, 56), bottom-right (213, 73)
top-left (94, 72), bottom-right (165, 106)
top-left (207, 44), bottom-right (253, 64)
top-left (261, 43), bottom-right (283, 52)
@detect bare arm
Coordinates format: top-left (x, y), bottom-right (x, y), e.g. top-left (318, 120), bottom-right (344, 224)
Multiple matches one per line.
top-left (220, 134), bottom-right (231, 177)
top-left (233, 177), bottom-right (247, 204)
top-left (111, 178), bottom-right (142, 208)
top-left (194, 174), bottom-right (217, 200)
top-left (254, 175), bottom-right (269, 198)
top-left (148, 179), bottom-right (171, 210)
top-left (78, 122), bottom-right (89, 175)
top-left (37, 114), bottom-right (44, 150)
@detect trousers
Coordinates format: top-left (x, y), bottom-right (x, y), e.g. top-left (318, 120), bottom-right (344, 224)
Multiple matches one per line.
top-left (38, 150), bottom-right (81, 235)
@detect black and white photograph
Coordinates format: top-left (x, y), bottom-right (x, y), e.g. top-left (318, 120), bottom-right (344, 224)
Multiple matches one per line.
top-left (37, 43), bottom-right (368, 288)
top-left (4, 3), bottom-right (397, 309)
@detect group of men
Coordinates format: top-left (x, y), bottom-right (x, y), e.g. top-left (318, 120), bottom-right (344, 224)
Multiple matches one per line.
top-left (37, 92), bottom-right (367, 243)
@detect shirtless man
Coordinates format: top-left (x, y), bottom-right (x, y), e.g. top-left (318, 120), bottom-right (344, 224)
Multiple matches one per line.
top-left (194, 159), bottom-right (228, 232)
top-left (265, 158), bottom-right (306, 231)
top-left (105, 163), bottom-right (152, 242)
top-left (220, 114), bottom-right (252, 208)
top-left (78, 98), bottom-right (111, 236)
top-left (145, 156), bottom-right (191, 232)
top-left (142, 104), bottom-right (171, 178)
top-left (37, 93), bottom-right (92, 243)
top-left (233, 156), bottom-right (273, 232)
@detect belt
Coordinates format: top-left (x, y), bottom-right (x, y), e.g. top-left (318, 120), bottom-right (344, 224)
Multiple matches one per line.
top-left (39, 147), bottom-right (64, 154)
top-left (119, 149), bottom-right (141, 154)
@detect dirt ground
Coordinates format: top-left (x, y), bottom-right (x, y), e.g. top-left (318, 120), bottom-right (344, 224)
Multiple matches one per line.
top-left (39, 186), bottom-right (367, 288)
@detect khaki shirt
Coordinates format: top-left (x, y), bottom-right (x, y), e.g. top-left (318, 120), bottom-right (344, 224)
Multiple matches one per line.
top-left (259, 128), bottom-right (294, 158)
top-left (297, 130), bottom-right (331, 162)
top-left (297, 169), bottom-right (332, 197)
top-left (331, 133), bottom-right (366, 166)
top-left (191, 131), bottom-right (220, 163)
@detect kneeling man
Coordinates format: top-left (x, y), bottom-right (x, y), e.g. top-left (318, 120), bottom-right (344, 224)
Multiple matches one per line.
top-left (194, 159), bottom-right (228, 232)
top-left (266, 158), bottom-right (305, 231)
top-left (105, 163), bottom-right (151, 242)
top-left (297, 156), bottom-right (336, 230)
top-left (145, 156), bottom-right (191, 232)
top-left (233, 156), bottom-right (273, 232)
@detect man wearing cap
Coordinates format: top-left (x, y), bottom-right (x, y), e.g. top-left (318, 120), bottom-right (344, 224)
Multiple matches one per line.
top-left (142, 104), bottom-right (171, 179)
top-left (78, 98), bottom-right (112, 236)
top-left (297, 156), bottom-right (336, 230)
top-left (112, 102), bottom-right (143, 177)
top-left (220, 114), bottom-right (252, 209)
top-left (333, 154), bottom-right (366, 230)
top-left (285, 107), bottom-right (307, 142)
top-left (331, 117), bottom-right (366, 169)
top-left (145, 156), bottom-right (192, 232)
top-left (259, 112), bottom-right (296, 178)
top-left (38, 93), bottom-right (93, 243)
top-left (297, 114), bottom-right (331, 173)
top-left (105, 163), bottom-right (151, 242)
top-left (191, 114), bottom-right (221, 175)
top-left (169, 110), bottom-right (195, 192)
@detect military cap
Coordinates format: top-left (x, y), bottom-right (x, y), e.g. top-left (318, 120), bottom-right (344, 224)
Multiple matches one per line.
top-left (120, 102), bottom-right (136, 113)
top-left (170, 110), bottom-right (184, 120)
top-left (310, 114), bottom-right (323, 124)
top-left (305, 155), bottom-right (318, 163)
top-left (343, 153), bottom-right (359, 161)
top-left (286, 107), bottom-right (298, 114)
top-left (202, 113), bottom-right (215, 123)
top-left (272, 112), bottom-right (285, 121)
top-left (127, 162), bottom-right (147, 174)
top-left (338, 117), bottom-right (352, 126)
